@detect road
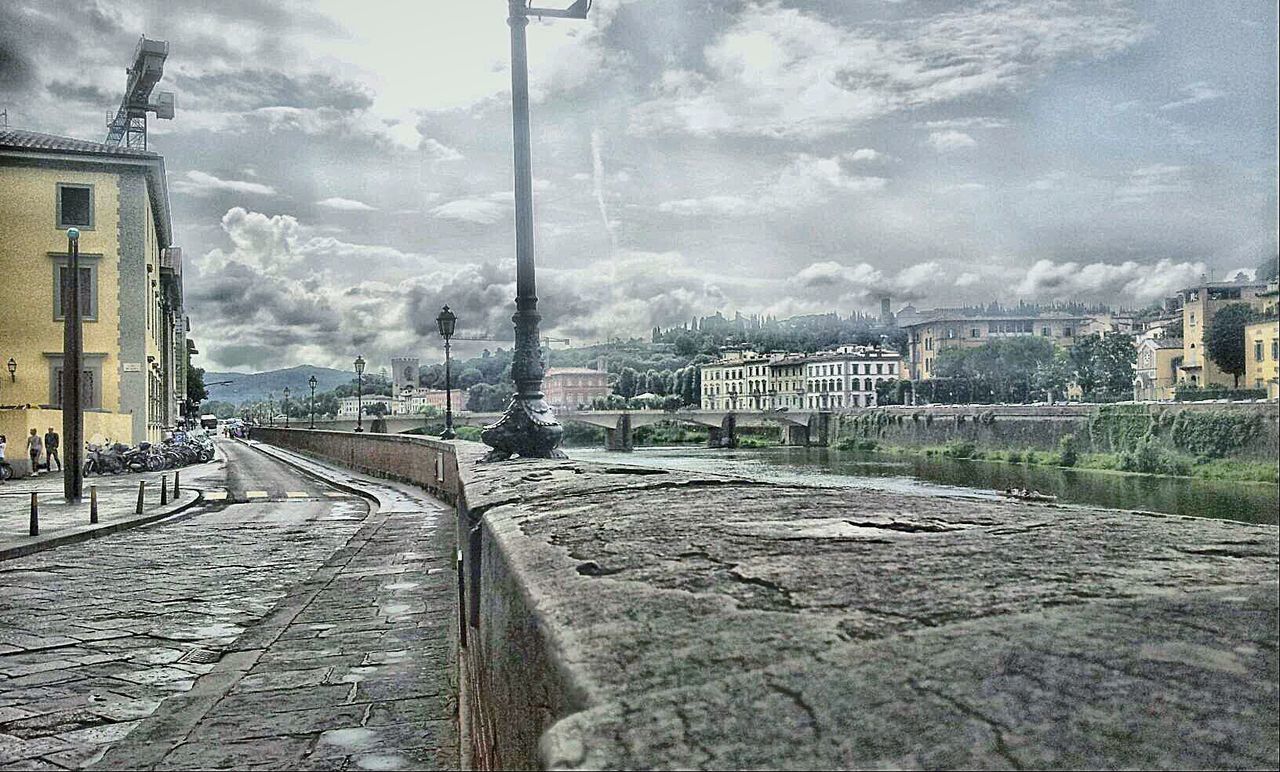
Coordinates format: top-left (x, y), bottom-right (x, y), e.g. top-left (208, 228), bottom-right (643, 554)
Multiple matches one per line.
top-left (0, 439), bottom-right (456, 770)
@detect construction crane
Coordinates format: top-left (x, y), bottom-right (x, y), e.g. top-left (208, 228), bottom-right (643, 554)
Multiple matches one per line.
top-left (104, 37), bottom-right (175, 150)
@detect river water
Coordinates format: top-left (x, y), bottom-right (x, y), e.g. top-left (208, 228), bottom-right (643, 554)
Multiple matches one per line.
top-left (569, 445), bottom-right (1279, 525)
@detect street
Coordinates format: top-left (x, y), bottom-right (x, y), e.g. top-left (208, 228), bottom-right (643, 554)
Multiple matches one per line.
top-left (1, 440), bottom-right (456, 770)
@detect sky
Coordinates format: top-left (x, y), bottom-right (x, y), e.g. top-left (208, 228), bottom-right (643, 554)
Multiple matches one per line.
top-left (2, 0), bottom-right (1276, 372)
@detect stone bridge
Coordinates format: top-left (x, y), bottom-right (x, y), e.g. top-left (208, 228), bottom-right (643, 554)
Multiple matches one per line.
top-left (309, 409), bottom-right (835, 450)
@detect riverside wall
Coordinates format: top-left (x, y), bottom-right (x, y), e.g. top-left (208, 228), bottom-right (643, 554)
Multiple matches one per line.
top-left (254, 428), bottom-right (1280, 770)
top-left (839, 402), bottom-right (1280, 460)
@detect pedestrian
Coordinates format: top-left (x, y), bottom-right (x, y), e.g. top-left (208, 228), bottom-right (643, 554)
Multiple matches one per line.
top-left (0, 434), bottom-right (9, 484)
top-left (27, 428), bottom-right (43, 477)
top-left (44, 427), bottom-right (61, 471)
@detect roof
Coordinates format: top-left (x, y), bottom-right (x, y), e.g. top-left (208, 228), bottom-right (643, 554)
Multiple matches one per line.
top-left (0, 127), bottom-right (172, 248)
top-left (0, 128), bottom-right (159, 158)
top-left (546, 368), bottom-right (607, 376)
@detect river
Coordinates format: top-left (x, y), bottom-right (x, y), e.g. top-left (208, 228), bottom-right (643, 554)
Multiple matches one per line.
top-left (568, 445), bottom-right (1279, 525)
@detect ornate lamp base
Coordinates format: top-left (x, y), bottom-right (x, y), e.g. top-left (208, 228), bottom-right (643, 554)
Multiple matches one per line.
top-left (481, 395), bottom-right (566, 461)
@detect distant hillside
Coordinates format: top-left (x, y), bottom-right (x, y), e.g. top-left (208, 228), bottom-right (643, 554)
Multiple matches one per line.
top-left (202, 365), bottom-right (354, 406)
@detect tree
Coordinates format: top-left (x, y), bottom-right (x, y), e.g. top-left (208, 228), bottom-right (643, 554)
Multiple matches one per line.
top-left (363, 401), bottom-right (389, 418)
top-left (204, 400), bottom-right (237, 419)
top-left (1257, 255), bottom-right (1279, 283)
top-left (617, 367), bottom-right (639, 398)
top-left (1069, 332), bottom-right (1135, 401)
top-left (187, 366), bottom-right (208, 404)
top-left (1205, 303), bottom-right (1261, 387)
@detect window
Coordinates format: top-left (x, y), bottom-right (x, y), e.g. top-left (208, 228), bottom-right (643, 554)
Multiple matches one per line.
top-left (1189, 313), bottom-right (1196, 326)
top-left (47, 355), bottom-right (104, 409)
top-left (57, 184), bottom-right (94, 229)
top-left (1041, 327), bottom-right (1050, 337)
top-left (1272, 340), bottom-right (1278, 361)
top-left (1256, 341), bottom-right (1265, 362)
top-left (970, 328), bottom-right (980, 338)
top-left (1063, 327), bottom-right (1073, 337)
top-left (52, 259), bottom-right (98, 321)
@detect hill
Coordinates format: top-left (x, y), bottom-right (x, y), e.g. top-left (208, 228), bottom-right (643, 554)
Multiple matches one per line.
top-left (202, 365), bottom-right (354, 406)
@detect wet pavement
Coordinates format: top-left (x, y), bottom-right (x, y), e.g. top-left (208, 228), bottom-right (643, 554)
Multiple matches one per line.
top-left (0, 439), bottom-right (456, 770)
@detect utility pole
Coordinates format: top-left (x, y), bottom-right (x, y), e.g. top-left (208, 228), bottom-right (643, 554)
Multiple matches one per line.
top-left (63, 228), bottom-right (84, 503)
top-left (481, 0), bottom-right (590, 461)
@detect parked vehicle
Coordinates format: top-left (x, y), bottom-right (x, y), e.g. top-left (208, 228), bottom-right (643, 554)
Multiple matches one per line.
top-left (82, 432), bottom-right (215, 476)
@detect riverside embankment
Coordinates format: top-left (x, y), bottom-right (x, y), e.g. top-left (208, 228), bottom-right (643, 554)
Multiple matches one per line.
top-left (254, 428), bottom-right (1280, 770)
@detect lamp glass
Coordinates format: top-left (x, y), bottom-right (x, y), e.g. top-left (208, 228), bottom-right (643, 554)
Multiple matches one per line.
top-left (436, 306), bottom-right (457, 338)
top-left (354, 355), bottom-right (365, 375)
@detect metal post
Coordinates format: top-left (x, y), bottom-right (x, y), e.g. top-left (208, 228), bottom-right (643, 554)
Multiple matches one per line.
top-left (160, 474), bottom-right (168, 505)
top-left (443, 336), bottom-right (456, 440)
top-left (355, 356), bottom-right (365, 433)
top-left (90, 485), bottom-right (98, 523)
top-left (309, 377), bottom-right (317, 429)
top-left (30, 492), bottom-right (38, 536)
top-left (63, 228), bottom-right (84, 503)
top-left (173, 470), bottom-right (179, 497)
top-left (480, 0), bottom-right (571, 460)
top-left (136, 480), bottom-right (145, 514)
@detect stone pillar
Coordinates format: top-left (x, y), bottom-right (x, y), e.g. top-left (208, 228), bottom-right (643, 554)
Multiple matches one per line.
top-left (707, 415), bottom-right (737, 448)
top-left (809, 413), bottom-right (832, 447)
top-left (781, 423), bottom-right (810, 446)
top-left (605, 414), bottom-right (633, 452)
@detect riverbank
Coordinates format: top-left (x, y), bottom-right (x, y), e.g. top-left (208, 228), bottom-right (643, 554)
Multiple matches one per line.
top-left (838, 437), bottom-right (1279, 484)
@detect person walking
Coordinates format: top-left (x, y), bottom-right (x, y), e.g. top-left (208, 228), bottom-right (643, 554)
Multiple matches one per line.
top-left (26, 428), bottom-right (43, 477)
top-left (1, 434), bottom-right (9, 484)
top-left (44, 427), bottom-right (61, 471)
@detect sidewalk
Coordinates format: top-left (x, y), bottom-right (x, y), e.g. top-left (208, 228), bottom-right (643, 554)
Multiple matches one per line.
top-left (0, 464), bottom-right (213, 561)
top-left (94, 440), bottom-right (459, 770)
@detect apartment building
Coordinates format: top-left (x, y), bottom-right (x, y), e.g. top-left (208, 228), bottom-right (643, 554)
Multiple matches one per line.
top-left (0, 128), bottom-right (186, 445)
top-left (699, 346), bottom-right (902, 411)
top-left (902, 313), bottom-right (1091, 381)
top-left (1176, 280), bottom-right (1275, 388)
top-left (804, 345), bottom-right (902, 409)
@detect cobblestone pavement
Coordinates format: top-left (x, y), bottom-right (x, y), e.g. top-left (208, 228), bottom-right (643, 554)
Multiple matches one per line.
top-left (1, 440), bottom-right (457, 770)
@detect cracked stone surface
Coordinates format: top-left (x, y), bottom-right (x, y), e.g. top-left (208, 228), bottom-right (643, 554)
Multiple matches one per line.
top-left (459, 456), bottom-right (1279, 769)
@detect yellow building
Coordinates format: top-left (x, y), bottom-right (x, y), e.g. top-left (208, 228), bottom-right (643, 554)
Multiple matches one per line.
top-left (1176, 280), bottom-right (1274, 388)
top-left (902, 313), bottom-right (1091, 381)
top-left (1133, 338), bottom-right (1183, 401)
top-left (1244, 318), bottom-right (1279, 399)
top-left (0, 128), bottom-right (186, 449)
top-left (700, 350), bottom-right (771, 410)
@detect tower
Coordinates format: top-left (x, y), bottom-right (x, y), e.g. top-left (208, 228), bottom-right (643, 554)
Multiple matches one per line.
top-left (391, 357), bottom-right (420, 394)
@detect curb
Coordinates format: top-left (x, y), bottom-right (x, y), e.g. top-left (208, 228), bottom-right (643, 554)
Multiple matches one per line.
top-left (233, 438), bottom-right (384, 506)
top-left (0, 489), bottom-right (205, 562)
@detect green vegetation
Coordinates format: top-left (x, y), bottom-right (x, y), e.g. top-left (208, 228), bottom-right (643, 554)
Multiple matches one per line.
top-left (835, 438), bottom-right (879, 451)
top-left (1057, 434), bottom-right (1080, 467)
top-left (633, 424), bottom-right (707, 446)
top-left (1205, 303), bottom-right (1262, 387)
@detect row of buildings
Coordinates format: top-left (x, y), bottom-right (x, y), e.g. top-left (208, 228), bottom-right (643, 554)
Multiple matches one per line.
top-left (0, 128), bottom-right (190, 446)
top-left (362, 356), bottom-right (613, 415)
top-left (700, 345), bottom-right (904, 411)
top-left (894, 278), bottom-right (1279, 401)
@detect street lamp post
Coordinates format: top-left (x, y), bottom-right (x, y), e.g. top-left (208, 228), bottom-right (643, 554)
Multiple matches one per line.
top-left (436, 306), bottom-right (457, 440)
top-left (267, 393), bottom-right (274, 426)
top-left (6, 358), bottom-right (15, 382)
top-left (308, 375), bottom-right (317, 429)
top-left (354, 355), bottom-right (365, 433)
top-left (480, 0), bottom-right (590, 461)
top-left (62, 228), bottom-right (85, 503)
top-left (283, 387), bottom-right (290, 429)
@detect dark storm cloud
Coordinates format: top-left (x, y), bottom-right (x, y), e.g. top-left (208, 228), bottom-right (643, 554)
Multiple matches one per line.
top-left (171, 71), bottom-right (375, 113)
top-left (46, 80), bottom-right (113, 104)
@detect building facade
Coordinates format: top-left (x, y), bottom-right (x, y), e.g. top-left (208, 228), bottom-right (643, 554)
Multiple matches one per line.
top-left (1176, 280), bottom-right (1275, 388)
top-left (1133, 338), bottom-right (1183, 401)
top-left (0, 128), bottom-right (185, 445)
top-left (902, 313), bottom-right (1090, 381)
top-left (766, 355), bottom-right (806, 409)
top-left (699, 350), bottom-right (772, 410)
top-left (804, 346), bottom-right (902, 409)
top-left (1244, 319), bottom-right (1279, 398)
top-left (544, 367), bottom-right (610, 411)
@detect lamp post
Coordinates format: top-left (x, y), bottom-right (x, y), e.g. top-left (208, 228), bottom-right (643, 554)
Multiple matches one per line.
top-left (6, 358), bottom-right (14, 382)
top-left (480, 0), bottom-right (590, 461)
top-left (436, 305), bottom-right (457, 440)
top-left (62, 227), bottom-right (84, 503)
top-left (282, 386), bottom-right (290, 429)
top-left (354, 355), bottom-right (365, 433)
top-left (267, 393), bottom-right (274, 426)
top-left (308, 375), bottom-right (317, 429)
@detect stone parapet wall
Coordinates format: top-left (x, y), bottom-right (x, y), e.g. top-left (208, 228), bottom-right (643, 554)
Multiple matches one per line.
top-left (256, 428), bottom-right (1280, 770)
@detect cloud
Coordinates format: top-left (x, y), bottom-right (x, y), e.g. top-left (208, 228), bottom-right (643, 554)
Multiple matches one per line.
top-left (1016, 258), bottom-right (1207, 303)
top-left (317, 197), bottom-right (376, 211)
top-left (1160, 81), bottom-right (1225, 111)
top-left (429, 195), bottom-right (510, 225)
top-left (658, 153), bottom-right (886, 217)
top-left (171, 171), bottom-right (278, 197)
top-left (1114, 164), bottom-right (1189, 203)
top-left (629, 1), bottom-right (1142, 139)
top-left (927, 130), bottom-right (977, 151)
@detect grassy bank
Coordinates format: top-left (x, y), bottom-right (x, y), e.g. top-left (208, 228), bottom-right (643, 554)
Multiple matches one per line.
top-left (836, 437), bottom-right (1279, 484)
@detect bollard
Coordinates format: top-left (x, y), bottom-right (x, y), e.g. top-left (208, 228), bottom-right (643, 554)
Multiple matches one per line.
top-left (90, 485), bottom-right (99, 524)
top-left (173, 471), bottom-right (180, 498)
top-left (30, 492), bottom-right (39, 536)
top-left (136, 480), bottom-right (146, 514)
top-left (160, 475), bottom-right (168, 505)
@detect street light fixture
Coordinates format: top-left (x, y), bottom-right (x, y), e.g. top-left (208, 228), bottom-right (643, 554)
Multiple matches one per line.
top-left (480, 0), bottom-right (590, 461)
top-left (6, 358), bottom-right (14, 382)
top-left (283, 386), bottom-right (290, 429)
top-left (267, 392), bottom-right (275, 427)
top-left (308, 374), bottom-right (317, 429)
top-left (354, 355), bottom-right (365, 433)
top-left (436, 305), bottom-right (457, 440)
